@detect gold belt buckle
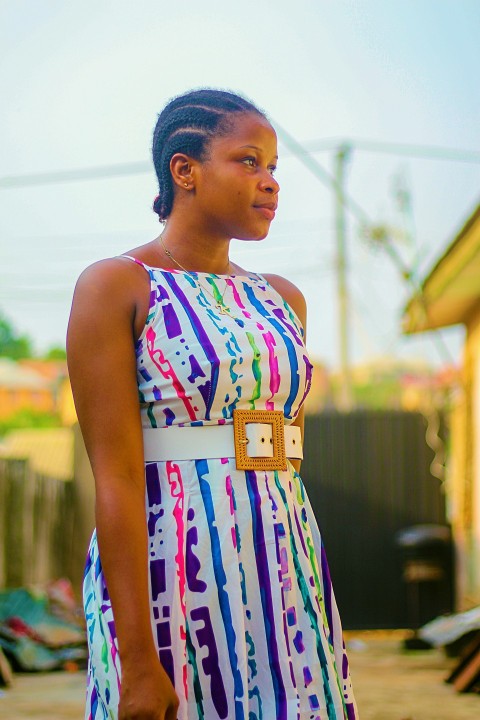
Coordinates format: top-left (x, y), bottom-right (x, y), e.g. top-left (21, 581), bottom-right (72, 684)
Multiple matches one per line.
top-left (232, 409), bottom-right (287, 471)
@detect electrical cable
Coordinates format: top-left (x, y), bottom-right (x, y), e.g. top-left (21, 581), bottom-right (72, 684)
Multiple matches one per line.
top-left (1, 129), bottom-right (475, 366)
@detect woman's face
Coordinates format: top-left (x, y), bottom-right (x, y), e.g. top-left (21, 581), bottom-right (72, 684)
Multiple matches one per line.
top-left (193, 112), bottom-right (280, 241)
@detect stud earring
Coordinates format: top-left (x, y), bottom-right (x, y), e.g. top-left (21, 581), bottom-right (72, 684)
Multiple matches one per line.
top-left (184, 182), bottom-right (189, 188)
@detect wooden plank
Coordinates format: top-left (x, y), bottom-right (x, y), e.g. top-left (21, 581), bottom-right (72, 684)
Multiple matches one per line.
top-left (446, 631), bottom-right (480, 684)
top-left (4, 458), bottom-right (28, 587)
top-left (453, 647), bottom-right (480, 693)
top-left (0, 645), bottom-right (13, 687)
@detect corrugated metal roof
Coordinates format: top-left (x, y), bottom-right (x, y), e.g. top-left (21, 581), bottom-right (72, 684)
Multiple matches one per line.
top-left (402, 202), bottom-right (480, 333)
top-left (417, 202), bottom-right (480, 286)
top-left (0, 358), bottom-right (50, 390)
top-left (0, 428), bottom-right (73, 481)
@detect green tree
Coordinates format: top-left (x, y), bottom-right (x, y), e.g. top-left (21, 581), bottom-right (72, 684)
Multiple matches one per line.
top-left (0, 312), bottom-right (33, 359)
top-left (0, 408), bottom-right (61, 436)
top-left (44, 345), bottom-right (67, 360)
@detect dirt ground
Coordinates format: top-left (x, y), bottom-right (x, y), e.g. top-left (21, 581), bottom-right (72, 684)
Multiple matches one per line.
top-left (346, 630), bottom-right (479, 720)
top-left (0, 631), bottom-right (478, 719)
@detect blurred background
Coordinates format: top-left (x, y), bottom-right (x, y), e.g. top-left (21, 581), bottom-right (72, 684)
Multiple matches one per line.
top-left (1, 0), bottom-right (478, 366)
top-left (1, 1), bottom-right (480, 715)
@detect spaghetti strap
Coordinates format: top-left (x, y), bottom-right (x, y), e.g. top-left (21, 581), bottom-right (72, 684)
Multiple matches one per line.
top-left (83, 267), bottom-right (357, 719)
top-left (117, 255), bottom-right (160, 332)
top-left (118, 254), bottom-right (151, 271)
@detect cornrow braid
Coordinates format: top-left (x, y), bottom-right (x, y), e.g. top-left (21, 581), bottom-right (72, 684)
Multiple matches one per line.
top-left (151, 89), bottom-right (266, 221)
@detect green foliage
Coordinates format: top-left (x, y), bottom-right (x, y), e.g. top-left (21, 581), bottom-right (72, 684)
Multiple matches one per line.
top-left (0, 312), bottom-right (33, 359)
top-left (330, 374), bottom-right (404, 410)
top-left (0, 408), bottom-right (61, 437)
top-left (43, 345), bottom-right (67, 360)
top-left (352, 378), bottom-right (403, 409)
top-left (0, 311), bottom-right (67, 360)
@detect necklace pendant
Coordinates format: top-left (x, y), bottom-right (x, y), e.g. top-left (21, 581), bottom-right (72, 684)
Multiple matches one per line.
top-left (216, 303), bottom-right (231, 316)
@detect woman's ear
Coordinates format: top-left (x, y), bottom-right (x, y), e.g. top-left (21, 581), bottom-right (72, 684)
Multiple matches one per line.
top-left (170, 153), bottom-right (196, 191)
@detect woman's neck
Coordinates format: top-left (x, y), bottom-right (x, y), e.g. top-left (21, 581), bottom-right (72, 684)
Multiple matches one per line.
top-left (156, 223), bottom-right (232, 275)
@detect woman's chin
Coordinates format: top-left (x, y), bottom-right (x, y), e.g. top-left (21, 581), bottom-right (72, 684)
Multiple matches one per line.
top-left (236, 228), bottom-right (271, 242)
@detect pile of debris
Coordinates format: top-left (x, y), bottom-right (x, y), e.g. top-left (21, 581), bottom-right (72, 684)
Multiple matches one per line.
top-left (0, 579), bottom-right (87, 686)
top-left (420, 606), bottom-right (480, 694)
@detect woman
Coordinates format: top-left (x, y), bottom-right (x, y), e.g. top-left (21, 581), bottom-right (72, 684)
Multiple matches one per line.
top-left (67, 89), bottom-right (357, 720)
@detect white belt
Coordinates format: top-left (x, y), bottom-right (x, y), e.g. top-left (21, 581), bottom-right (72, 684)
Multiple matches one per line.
top-left (143, 409), bottom-right (302, 471)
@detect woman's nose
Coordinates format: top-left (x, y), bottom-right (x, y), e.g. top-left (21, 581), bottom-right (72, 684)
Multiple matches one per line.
top-left (260, 171), bottom-right (280, 195)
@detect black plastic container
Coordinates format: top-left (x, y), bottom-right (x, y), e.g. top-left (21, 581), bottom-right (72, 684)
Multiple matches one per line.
top-left (395, 524), bottom-right (454, 642)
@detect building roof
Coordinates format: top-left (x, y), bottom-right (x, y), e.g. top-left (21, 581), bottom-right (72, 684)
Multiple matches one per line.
top-left (402, 202), bottom-right (480, 333)
top-left (0, 358), bottom-right (50, 390)
top-left (19, 359), bottom-right (67, 382)
top-left (0, 428), bottom-right (73, 481)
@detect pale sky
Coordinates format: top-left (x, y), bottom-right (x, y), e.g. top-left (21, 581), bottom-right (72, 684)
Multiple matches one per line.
top-left (1, 0), bottom-right (479, 368)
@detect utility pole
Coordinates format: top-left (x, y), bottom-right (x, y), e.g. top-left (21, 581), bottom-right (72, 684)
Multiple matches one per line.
top-left (335, 144), bottom-right (353, 411)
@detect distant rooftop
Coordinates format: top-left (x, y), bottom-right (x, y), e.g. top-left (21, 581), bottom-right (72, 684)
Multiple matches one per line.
top-left (0, 428), bottom-right (73, 481)
top-left (0, 358), bottom-right (50, 390)
top-left (403, 202), bottom-right (480, 333)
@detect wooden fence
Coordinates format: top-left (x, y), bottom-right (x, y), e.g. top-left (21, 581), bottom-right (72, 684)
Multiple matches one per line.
top-left (0, 458), bottom-right (75, 588)
top-left (301, 410), bottom-right (452, 629)
top-left (1, 412), bottom-right (452, 627)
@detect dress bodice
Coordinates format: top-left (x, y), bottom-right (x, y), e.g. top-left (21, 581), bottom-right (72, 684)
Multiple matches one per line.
top-left (84, 262), bottom-right (357, 720)
top-left (129, 262), bottom-right (313, 429)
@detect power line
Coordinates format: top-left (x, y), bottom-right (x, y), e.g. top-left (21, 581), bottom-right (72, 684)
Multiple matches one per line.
top-left (302, 137), bottom-right (480, 164)
top-left (1, 130), bottom-right (469, 365)
top-left (1, 138), bottom-right (479, 189)
top-left (0, 161), bottom-right (152, 188)
top-left (273, 123), bottom-right (369, 223)
top-left (274, 123), bottom-right (459, 367)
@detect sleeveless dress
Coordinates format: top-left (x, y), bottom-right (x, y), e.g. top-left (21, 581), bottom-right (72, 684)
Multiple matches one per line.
top-left (83, 259), bottom-right (357, 720)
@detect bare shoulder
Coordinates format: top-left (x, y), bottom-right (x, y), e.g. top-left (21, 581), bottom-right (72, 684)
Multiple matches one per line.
top-left (69, 255), bottom-right (152, 344)
top-left (261, 273), bottom-right (307, 328)
top-left (74, 256), bottom-right (145, 299)
top-left (73, 256), bottom-right (151, 318)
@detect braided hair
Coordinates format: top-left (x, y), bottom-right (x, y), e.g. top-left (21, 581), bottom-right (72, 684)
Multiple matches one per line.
top-left (152, 89), bottom-right (266, 221)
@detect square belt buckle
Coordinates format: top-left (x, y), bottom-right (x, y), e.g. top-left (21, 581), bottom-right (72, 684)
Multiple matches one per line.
top-left (233, 409), bottom-right (287, 471)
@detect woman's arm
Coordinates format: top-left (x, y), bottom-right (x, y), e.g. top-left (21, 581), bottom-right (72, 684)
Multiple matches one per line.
top-left (262, 274), bottom-right (307, 474)
top-left (67, 259), bottom-right (179, 719)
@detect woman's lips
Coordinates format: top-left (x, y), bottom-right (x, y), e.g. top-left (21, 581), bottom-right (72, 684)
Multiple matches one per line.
top-left (254, 205), bottom-right (276, 221)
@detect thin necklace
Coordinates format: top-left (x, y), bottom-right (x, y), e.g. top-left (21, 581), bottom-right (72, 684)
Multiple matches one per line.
top-left (158, 233), bottom-right (236, 318)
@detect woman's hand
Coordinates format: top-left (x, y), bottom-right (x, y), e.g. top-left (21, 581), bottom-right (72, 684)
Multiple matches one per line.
top-left (119, 660), bottom-right (180, 720)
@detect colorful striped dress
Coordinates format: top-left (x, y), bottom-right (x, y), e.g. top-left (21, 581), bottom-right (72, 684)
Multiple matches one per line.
top-left (83, 259), bottom-right (357, 720)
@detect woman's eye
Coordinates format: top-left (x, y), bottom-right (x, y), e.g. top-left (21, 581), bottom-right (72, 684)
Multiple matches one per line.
top-left (241, 157), bottom-right (276, 174)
